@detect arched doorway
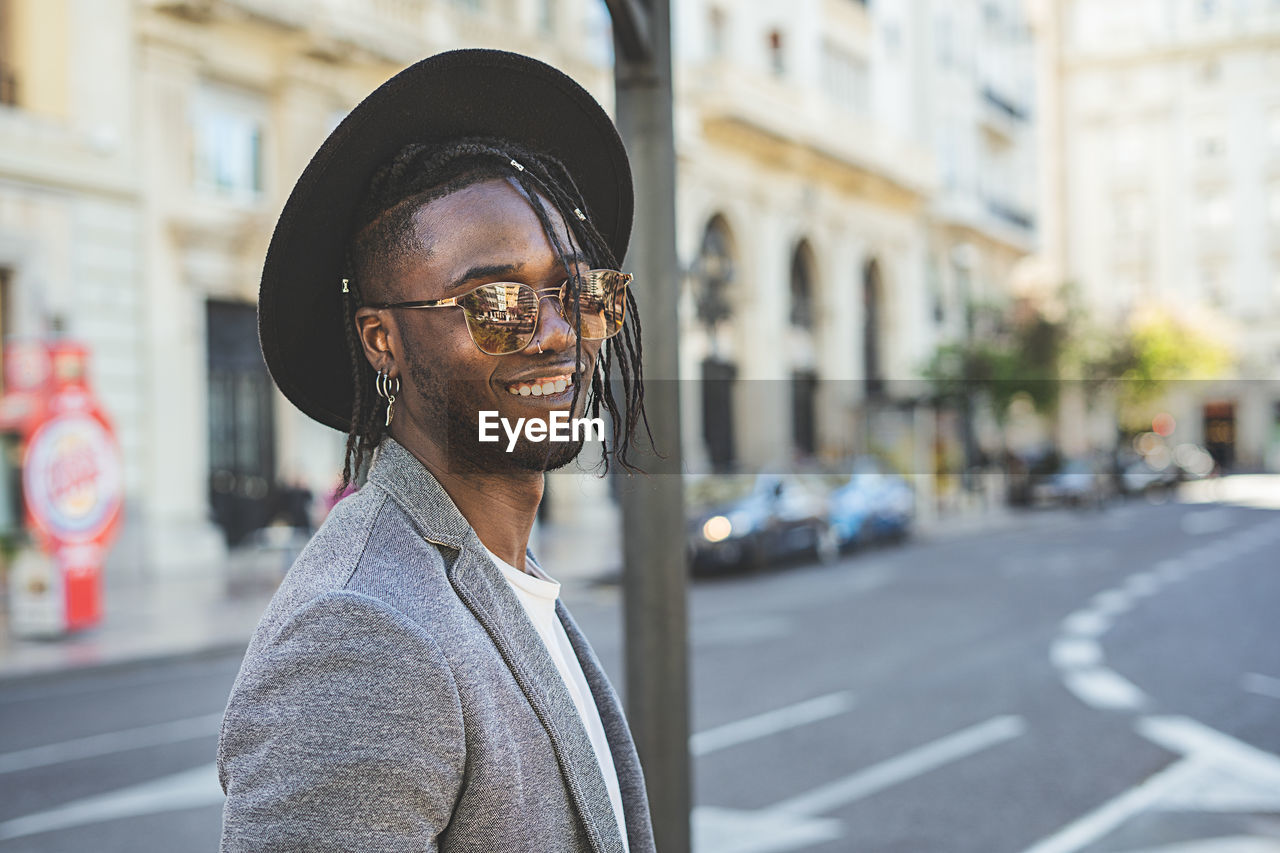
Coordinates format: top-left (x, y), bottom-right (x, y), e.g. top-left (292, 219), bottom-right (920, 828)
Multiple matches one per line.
top-left (862, 258), bottom-right (884, 398)
top-left (695, 215), bottom-right (738, 472)
top-left (790, 241), bottom-right (818, 458)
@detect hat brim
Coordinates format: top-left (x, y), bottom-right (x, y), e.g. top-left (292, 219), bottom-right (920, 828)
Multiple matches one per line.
top-left (258, 49), bottom-right (633, 432)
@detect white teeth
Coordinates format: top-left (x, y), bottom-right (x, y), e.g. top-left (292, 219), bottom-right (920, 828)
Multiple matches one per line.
top-left (506, 374), bottom-right (574, 397)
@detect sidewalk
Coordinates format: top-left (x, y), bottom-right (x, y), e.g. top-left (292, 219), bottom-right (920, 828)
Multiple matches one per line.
top-left (0, 517), bottom-right (624, 683)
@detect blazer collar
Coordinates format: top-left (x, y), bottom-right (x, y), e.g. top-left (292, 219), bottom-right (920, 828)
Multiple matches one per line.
top-left (366, 438), bottom-right (627, 853)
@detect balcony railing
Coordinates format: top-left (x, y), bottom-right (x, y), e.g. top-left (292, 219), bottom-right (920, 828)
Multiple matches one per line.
top-left (986, 198), bottom-right (1035, 231)
top-left (981, 85), bottom-right (1028, 123)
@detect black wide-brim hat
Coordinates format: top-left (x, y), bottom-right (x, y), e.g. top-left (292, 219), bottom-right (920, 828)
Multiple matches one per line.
top-left (259, 48), bottom-right (633, 432)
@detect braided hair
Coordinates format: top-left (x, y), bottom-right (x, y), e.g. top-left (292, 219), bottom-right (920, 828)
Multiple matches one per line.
top-left (337, 137), bottom-right (650, 491)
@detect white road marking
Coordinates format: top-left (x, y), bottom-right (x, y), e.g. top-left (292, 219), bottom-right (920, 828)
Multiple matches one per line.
top-left (0, 712), bottom-right (223, 774)
top-left (772, 715), bottom-right (1026, 816)
top-left (1062, 667), bottom-right (1147, 711)
top-left (691, 692), bottom-right (855, 756)
top-left (1137, 716), bottom-right (1280, 786)
top-left (1114, 840), bottom-right (1280, 853)
top-left (1155, 559), bottom-right (1188, 582)
top-left (1050, 638), bottom-right (1102, 669)
top-left (1241, 673), bottom-right (1280, 701)
top-left (692, 806), bottom-right (842, 853)
top-left (694, 616), bottom-right (792, 646)
top-left (1062, 611), bottom-right (1111, 638)
top-left (1180, 509), bottom-right (1237, 536)
top-left (1123, 572), bottom-right (1162, 598)
top-left (0, 762), bottom-right (223, 840)
top-left (1019, 758), bottom-right (1207, 853)
top-left (1091, 590), bottom-right (1132, 616)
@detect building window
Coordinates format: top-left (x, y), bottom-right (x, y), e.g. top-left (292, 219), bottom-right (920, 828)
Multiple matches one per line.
top-left (790, 245), bottom-right (815, 329)
top-left (0, 0), bottom-right (16, 107)
top-left (1115, 192), bottom-right (1149, 235)
top-left (537, 0), bottom-right (556, 34)
top-left (768, 30), bottom-right (785, 76)
top-left (1115, 124), bottom-right (1144, 168)
top-left (192, 85), bottom-right (266, 202)
top-left (708, 7), bottom-right (727, 58)
top-left (1198, 191), bottom-right (1232, 229)
top-left (821, 42), bottom-right (870, 116)
top-left (1200, 266), bottom-right (1226, 308)
top-left (1193, 116), bottom-right (1227, 159)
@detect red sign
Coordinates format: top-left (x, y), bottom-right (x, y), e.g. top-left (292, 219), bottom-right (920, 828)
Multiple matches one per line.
top-left (4, 340), bottom-right (123, 633)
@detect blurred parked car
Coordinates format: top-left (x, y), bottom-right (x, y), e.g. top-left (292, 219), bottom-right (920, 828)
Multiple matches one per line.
top-left (687, 473), bottom-right (836, 574)
top-left (1031, 458), bottom-right (1108, 508)
top-left (828, 458), bottom-right (914, 548)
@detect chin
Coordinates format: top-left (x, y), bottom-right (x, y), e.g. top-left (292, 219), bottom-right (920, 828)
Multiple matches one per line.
top-left (504, 436), bottom-right (586, 473)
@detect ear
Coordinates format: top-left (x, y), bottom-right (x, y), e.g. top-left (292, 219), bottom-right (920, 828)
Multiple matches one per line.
top-left (354, 307), bottom-right (398, 378)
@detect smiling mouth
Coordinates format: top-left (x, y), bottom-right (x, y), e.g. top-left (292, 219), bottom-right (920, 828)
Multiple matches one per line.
top-left (505, 373), bottom-right (576, 397)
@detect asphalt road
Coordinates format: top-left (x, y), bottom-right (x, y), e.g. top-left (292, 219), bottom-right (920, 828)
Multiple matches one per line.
top-left (1, 498), bottom-right (1277, 852)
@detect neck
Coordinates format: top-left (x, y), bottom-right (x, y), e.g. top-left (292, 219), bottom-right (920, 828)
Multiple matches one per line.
top-left (392, 430), bottom-right (543, 572)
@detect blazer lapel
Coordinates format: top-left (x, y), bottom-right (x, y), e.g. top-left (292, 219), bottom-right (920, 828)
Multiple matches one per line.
top-left (366, 440), bottom-right (625, 853)
top-left (557, 602), bottom-right (656, 853)
top-left (449, 546), bottom-right (625, 853)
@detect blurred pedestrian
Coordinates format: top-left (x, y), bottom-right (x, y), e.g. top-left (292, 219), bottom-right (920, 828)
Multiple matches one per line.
top-left (217, 49), bottom-right (652, 853)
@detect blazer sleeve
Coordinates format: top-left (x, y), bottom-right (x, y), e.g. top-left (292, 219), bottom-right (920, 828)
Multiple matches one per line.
top-left (217, 590), bottom-right (465, 852)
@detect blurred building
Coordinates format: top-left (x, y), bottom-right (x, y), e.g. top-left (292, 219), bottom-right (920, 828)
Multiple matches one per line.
top-left (1033, 0), bottom-right (1280, 470)
top-left (0, 0), bottom-right (613, 575)
top-left (674, 0), bottom-right (1036, 491)
top-left (0, 0), bottom-right (1043, 579)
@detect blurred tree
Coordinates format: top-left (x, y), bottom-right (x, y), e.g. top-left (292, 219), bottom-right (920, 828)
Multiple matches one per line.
top-left (924, 296), bottom-right (1067, 423)
top-left (925, 290), bottom-right (1232, 429)
top-left (1072, 308), bottom-right (1233, 432)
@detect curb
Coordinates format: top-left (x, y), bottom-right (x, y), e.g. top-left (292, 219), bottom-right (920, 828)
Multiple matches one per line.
top-left (0, 638), bottom-right (251, 689)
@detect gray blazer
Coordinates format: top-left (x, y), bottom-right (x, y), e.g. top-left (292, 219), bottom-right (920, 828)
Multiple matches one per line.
top-left (217, 439), bottom-right (655, 853)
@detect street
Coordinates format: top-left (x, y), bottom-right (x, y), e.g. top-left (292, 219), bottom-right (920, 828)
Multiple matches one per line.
top-left (1, 499), bottom-right (1278, 852)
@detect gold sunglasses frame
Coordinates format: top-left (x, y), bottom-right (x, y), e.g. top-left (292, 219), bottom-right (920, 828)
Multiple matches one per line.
top-left (365, 269), bottom-right (632, 356)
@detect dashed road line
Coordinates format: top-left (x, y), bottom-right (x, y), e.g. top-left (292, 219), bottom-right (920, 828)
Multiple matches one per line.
top-left (771, 715), bottom-right (1026, 817)
top-left (0, 763), bottom-right (223, 841)
top-left (1241, 673), bottom-right (1280, 701)
top-left (0, 712), bottom-right (223, 774)
top-left (695, 715), bottom-right (1027, 853)
top-left (691, 692), bottom-right (856, 756)
top-left (1029, 514), bottom-right (1280, 853)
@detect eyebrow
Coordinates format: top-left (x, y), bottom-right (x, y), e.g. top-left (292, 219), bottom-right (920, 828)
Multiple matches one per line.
top-left (446, 253), bottom-right (593, 293)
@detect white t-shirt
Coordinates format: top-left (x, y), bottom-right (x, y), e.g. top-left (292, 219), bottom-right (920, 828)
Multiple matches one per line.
top-left (486, 548), bottom-right (629, 852)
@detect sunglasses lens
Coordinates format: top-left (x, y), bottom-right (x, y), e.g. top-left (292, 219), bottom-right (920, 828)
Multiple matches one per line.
top-left (458, 283), bottom-right (539, 355)
top-left (575, 270), bottom-right (630, 340)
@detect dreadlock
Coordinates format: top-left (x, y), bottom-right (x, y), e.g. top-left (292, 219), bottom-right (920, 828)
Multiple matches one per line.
top-left (336, 137), bottom-right (651, 491)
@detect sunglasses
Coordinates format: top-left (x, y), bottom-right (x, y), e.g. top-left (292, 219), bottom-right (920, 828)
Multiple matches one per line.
top-left (367, 269), bottom-right (632, 356)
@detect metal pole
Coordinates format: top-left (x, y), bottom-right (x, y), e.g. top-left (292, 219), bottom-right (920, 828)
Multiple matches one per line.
top-left (607, 0), bottom-right (691, 850)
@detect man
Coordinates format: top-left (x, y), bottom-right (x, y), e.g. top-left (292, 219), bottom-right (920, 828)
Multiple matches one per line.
top-left (217, 49), bottom-right (654, 853)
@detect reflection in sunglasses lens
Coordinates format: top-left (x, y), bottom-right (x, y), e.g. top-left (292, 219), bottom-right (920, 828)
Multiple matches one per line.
top-left (459, 283), bottom-right (539, 355)
top-left (459, 273), bottom-right (629, 354)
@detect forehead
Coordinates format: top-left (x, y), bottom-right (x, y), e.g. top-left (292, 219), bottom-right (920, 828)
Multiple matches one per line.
top-left (407, 178), bottom-right (581, 284)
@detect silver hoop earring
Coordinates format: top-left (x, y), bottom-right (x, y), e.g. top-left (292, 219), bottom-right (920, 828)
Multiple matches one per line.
top-left (376, 368), bottom-right (400, 427)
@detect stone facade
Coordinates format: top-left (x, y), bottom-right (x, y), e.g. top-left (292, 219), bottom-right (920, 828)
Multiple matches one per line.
top-left (1032, 0), bottom-right (1280, 470)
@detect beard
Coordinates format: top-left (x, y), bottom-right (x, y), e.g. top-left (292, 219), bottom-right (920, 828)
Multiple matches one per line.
top-left (402, 345), bottom-right (587, 475)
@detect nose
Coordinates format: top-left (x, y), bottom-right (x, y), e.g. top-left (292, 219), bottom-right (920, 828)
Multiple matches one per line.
top-left (525, 288), bottom-right (578, 354)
